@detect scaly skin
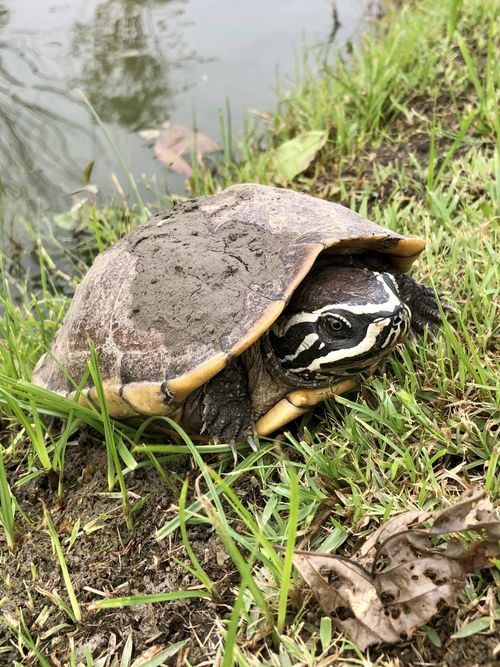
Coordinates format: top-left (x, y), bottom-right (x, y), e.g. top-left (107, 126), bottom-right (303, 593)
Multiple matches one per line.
top-left (313, 253), bottom-right (444, 334)
top-left (200, 357), bottom-right (254, 444)
top-left (177, 259), bottom-right (445, 446)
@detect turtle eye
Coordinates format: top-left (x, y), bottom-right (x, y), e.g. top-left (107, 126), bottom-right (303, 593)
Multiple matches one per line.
top-left (322, 314), bottom-right (351, 337)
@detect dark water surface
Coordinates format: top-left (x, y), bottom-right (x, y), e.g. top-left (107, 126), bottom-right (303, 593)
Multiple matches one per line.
top-left (0, 0), bottom-right (372, 220)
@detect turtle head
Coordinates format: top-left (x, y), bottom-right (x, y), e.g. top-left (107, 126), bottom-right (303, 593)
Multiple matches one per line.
top-left (270, 265), bottom-right (411, 381)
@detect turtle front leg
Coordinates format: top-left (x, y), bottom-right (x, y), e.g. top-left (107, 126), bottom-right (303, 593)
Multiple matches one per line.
top-left (395, 273), bottom-right (446, 333)
top-left (200, 357), bottom-right (256, 454)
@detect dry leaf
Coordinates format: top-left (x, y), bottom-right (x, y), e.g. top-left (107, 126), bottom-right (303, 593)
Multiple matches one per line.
top-left (153, 122), bottom-right (219, 176)
top-left (292, 488), bottom-right (500, 650)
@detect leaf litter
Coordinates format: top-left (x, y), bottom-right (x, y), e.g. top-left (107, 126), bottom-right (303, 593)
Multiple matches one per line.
top-left (139, 122), bottom-right (219, 177)
top-left (291, 488), bottom-right (500, 650)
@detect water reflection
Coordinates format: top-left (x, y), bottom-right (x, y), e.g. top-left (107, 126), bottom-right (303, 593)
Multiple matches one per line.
top-left (0, 1), bottom-right (91, 213)
top-left (0, 4), bottom-right (7, 28)
top-left (0, 0), bottom-right (369, 228)
top-left (0, 0), bottom-right (198, 218)
top-left (71, 0), bottom-right (195, 130)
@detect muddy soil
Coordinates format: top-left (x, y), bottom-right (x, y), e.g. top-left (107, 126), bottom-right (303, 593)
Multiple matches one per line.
top-left (1, 437), bottom-right (239, 665)
top-left (2, 433), bottom-right (499, 666)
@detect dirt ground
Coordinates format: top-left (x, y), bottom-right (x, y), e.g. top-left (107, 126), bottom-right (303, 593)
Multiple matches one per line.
top-left (2, 435), bottom-right (235, 664)
top-left (2, 433), bottom-right (499, 666)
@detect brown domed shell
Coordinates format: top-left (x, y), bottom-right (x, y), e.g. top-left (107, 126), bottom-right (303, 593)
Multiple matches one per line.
top-left (32, 184), bottom-right (425, 417)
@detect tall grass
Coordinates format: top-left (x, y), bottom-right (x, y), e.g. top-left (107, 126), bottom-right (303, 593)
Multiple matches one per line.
top-left (0, 0), bottom-right (499, 664)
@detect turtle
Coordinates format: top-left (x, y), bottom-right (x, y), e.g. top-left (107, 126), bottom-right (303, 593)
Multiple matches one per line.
top-left (32, 184), bottom-right (442, 451)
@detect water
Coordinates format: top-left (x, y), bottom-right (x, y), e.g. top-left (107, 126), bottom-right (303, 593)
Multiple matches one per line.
top-left (0, 0), bottom-right (372, 220)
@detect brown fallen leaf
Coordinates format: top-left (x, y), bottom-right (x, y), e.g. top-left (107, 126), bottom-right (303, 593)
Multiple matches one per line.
top-left (153, 122), bottom-right (219, 177)
top-left (291, 488), bottom-right (500, 650)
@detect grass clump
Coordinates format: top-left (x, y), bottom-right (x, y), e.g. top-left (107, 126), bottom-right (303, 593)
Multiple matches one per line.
top-left (0, 0), bottom-right (499, 664)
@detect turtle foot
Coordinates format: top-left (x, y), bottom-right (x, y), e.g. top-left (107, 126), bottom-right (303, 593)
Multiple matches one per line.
top-left (200, 358), bottom-right (256, 456)
top-left (396, 274), bottom-right (449, 334)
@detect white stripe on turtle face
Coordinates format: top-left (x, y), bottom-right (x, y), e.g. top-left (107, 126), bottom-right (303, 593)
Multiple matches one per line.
top-left (277, 273), bottom-right (401, 336)
top-left (281, 332), bottom-right (320, 362)
top-left (380, 322), bottom-right (399, 350)
top-left (287, 317), bottom-right (392, 372)
top-left (385, 272), bottom-right (400, 295)
top-left (380, 304), bottom-right (411, 349)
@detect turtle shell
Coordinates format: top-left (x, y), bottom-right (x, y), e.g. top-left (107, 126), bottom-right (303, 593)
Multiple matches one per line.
top-left (32, 184), bottom-right (425, 423)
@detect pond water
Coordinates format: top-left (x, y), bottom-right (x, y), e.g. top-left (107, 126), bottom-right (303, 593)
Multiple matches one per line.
top-left (0, 0), bottom-right (373, 220)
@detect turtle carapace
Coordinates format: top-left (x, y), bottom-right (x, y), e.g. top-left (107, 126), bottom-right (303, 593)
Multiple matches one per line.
top-left (32, 184), bottom-right (442, 449)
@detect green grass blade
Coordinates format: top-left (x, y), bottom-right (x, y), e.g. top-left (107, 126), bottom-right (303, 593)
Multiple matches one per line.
top-left (43, 504), bottom-right (82, 623)
top-left (0, 612), bottom-right (52, 667)
top-left (277, 467), bottom-right (299, 634)
top-left (78, 90), bottom-right (147, 216)
top-left (87, 344), bottom-right (132, 530)
top-left (178, 479), bottom-right (214, 594)
top-left (0, 446), bottom-right (16, 549)
top-left (91, 590), bottom-right (209, 609)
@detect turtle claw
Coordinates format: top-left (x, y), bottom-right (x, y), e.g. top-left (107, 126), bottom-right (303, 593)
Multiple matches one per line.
top-left (229, 440), bottom-right (239, 463)
top-left (227, 434), bottom-right (258, 462)
top-left (441, 300), bottom-right (456, 314)
top-left (247, 434), bottom-right (259, 452)
top-left (425, 327), bottom-right (438, 343)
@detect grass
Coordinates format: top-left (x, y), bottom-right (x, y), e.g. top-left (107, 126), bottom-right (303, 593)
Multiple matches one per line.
top-left (0, 0), bottom-right (499, 664)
